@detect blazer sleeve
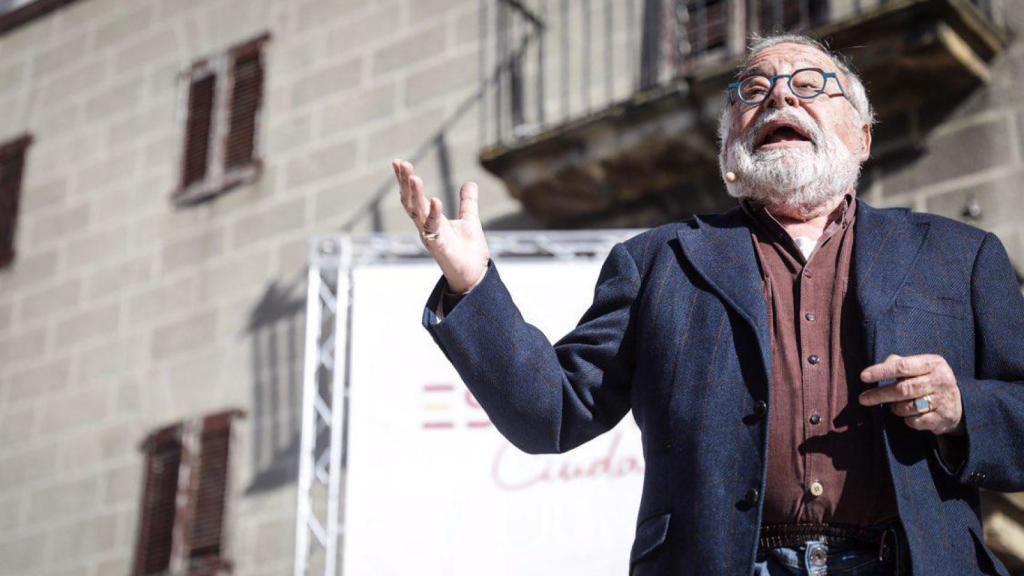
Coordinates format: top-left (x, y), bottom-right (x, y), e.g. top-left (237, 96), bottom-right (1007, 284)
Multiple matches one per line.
top-left (937, 232), bottom-right (1024, 492)
top-left (421, 242), bottom-right (641, 454)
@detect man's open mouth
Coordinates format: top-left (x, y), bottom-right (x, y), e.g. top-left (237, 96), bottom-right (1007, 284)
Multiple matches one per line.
top-left (755, 121), bottom-right (814, 148)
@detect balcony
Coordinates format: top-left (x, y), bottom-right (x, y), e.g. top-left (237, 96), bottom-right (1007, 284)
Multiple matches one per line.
top-left (478, 0), bottom-right (1010, 227)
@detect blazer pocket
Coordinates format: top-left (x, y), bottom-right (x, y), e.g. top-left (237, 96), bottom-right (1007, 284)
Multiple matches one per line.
top-left (629, 511), bottom-right (671, 570)
top-left (894, 292), bottom-right (965, 320)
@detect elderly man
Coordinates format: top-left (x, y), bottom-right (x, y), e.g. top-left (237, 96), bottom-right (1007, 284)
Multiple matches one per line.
top-left (391, 34), bottom-right (1024, 576)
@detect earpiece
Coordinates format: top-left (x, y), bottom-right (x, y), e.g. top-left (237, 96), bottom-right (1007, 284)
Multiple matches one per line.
top-left (725, 171), bottom-right (737, 183)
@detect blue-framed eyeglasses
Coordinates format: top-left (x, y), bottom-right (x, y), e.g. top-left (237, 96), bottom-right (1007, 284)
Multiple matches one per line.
top-left (727, 68), bottom-right (847, 105)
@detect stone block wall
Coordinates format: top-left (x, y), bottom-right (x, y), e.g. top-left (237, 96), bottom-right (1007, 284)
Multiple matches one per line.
top-left (0, 0), bottom-right (506, 574)
top-left (864, 5), bottom-right (1024, 269)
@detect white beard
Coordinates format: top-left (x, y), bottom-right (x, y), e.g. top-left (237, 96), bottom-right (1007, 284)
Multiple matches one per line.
top-left (719, 108), bottom-right (862, 215)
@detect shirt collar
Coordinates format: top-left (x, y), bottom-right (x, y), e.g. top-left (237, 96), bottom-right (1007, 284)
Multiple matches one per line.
top-left (740, 192), bottom-right (856, 232)
top-left (740, 192), bottom-right (856, 263)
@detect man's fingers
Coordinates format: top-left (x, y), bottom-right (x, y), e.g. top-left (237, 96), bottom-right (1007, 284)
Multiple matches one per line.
top-left (458, 181), bottom-right (480, 220)
top-left (394, 159), bottom-right (414, 214)
top-left (888, 392), bottom-right (936, 417)
top-left (410, 176), bottom-right (429, 226)
top-left (392, 159), bottom-right (404, 192)
top-left (400, 160), bottom-right (411, 183)
top-left (859, 374), bottom-right (933, 407)
top-left (396, 160), bottom-right (408, 190)
top-left (861, 354), bottom-right (939, 383)
top-left (424, 197), bottom-right (444, 235)
top-left (904, 412), bottom-right (941, 432)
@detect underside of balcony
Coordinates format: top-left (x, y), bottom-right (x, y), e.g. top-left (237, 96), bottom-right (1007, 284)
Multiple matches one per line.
top-left (480, 0), bottom-right (1011, 228)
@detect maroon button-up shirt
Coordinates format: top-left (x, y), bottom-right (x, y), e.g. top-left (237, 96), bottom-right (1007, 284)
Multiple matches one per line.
top-left (743, 194), bottom-right (899, 526)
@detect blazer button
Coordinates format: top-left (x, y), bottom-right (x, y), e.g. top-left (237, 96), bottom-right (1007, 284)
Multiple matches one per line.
top-left (745, 487), bottom-right (760, 507)
top-left (754, 401), bottom-right (768, 418)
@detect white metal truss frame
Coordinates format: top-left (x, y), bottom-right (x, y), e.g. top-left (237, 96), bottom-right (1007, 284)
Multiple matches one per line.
top-left (293, 229), bottom-right (642, 576)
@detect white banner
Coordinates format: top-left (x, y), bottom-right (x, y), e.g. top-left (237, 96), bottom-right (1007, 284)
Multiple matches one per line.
top-left (344, 259), bottom-right (643, 575)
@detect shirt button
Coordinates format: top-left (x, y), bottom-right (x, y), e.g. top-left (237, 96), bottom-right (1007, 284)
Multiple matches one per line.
top-left (809, 414), bottom-right (821, 425)
top-left (745, 487), bottom-right (760, 506)
top-left (808, 354), bottom-right (820, 365)
top-left (804, 312), bottom-right (816, 321)
top-left (809, 481), bottom-right (824, 497)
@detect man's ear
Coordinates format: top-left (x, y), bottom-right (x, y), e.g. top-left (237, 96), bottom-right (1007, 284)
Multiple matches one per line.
top-left (859, 122), bottom-right (872, 162)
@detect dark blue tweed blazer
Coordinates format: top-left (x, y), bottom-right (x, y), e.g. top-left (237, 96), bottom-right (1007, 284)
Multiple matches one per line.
top-left (422, 200), bottom-right (1024, 576)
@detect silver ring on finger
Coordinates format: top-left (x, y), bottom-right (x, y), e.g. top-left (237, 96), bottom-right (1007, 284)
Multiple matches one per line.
top-left (912, 394), bottom-right (934, 415)
top-left (421, 230), bottom-right (440, 241)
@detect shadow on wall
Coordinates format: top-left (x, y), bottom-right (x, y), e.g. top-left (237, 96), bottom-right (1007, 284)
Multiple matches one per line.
top-left (244, 273), bottom-right (308, 494)
top-left (238, 15), bottom-right (536, 494)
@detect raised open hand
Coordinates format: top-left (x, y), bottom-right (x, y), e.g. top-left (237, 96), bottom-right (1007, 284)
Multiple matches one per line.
top-left (392, 159), bottom-right (491, 293)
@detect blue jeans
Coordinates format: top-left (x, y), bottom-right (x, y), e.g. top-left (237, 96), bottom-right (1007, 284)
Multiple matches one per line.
top-left (752, 539), bottom-right (898, 575)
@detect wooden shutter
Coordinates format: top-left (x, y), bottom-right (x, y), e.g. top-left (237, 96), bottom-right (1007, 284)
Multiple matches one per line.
top-left (181, 73), bottom-right (216, 189)
top-left (224, 40), bottom-right (265, 171)
top-left (186, 411), bottom-right (239, 575)
top-left (133, 425), bottom-right (185, 576)
top-left (0, 135), bottom-right (31, 269)
top-left (133, 410), bottom-right (242, 576)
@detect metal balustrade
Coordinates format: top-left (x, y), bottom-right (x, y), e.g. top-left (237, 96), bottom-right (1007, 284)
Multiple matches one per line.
top-left (481, 0), bottom-right (1006, 149)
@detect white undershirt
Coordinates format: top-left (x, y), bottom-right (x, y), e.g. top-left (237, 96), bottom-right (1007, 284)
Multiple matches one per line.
top-left (793, 236), bottom-right (817, 260)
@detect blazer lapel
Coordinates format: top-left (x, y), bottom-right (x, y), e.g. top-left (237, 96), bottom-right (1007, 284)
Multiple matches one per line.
top-left (852, 201), bottom-right (931, 326)
top-left (676, 208), bottom-right (771, 377)
top-left (852, 201), bottom-right (932, 464)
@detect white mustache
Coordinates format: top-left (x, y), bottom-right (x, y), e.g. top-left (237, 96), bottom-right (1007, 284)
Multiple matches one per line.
top-left (721, 102), bottom-right (861, 216)
top-left (744, 109), bottom-right (823, 151)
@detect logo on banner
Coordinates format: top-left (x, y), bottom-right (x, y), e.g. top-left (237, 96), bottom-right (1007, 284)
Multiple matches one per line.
top-left (421, 382), bottom-right (492, 430)
top-left (491, 430), bottom-right (644, 491)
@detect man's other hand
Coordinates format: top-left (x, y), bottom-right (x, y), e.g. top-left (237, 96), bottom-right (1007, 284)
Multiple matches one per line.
top-left (859, 353), bottom-right (966, 436)
top-left (392, 159), bottom-right (491, 294)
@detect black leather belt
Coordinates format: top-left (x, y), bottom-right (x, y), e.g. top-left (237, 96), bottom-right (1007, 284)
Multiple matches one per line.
top-left (758, 520), bottom-right (902, 561)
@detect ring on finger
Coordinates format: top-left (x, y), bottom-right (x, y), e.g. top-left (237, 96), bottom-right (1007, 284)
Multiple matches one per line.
top-left (421, 230), bottom-right (440, 241)
top-left (912, 394), bottom-right (934, 415)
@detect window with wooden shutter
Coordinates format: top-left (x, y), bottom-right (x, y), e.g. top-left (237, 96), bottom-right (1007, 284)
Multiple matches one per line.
top-left (133, 425), bottom-right (185, 576)
top-left (0, 135), bottom-right (31, 270)
top-left (174, 33), bottom-right (269, 206)
top-left (225, 42), bottom-right (263, 171)
top-left (186, 412), bottom-right (235, 575)
top-left (182, 74), bottom-right (216, 189)
top-left (132, 410), bottom-right (244, 576)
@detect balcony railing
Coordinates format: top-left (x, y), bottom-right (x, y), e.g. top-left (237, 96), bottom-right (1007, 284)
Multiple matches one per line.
top-left (481, 0), bottom-right (1006, 152)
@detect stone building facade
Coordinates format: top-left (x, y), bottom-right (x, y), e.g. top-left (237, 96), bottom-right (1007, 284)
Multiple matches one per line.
top-left (0, 1), bottom-right (1021, 575)
top-left (0, 1), bottom-right (510, 574)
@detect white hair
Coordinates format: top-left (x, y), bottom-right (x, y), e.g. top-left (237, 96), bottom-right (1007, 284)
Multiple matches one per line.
top-left (717, 34), bottom-right (875, 146)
